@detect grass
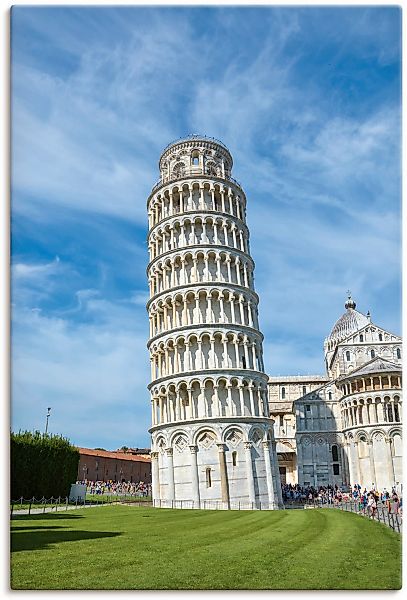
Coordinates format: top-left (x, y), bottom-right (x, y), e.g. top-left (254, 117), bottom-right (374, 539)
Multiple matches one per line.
top-left (10, 495), bottom-right (151, 512)
top-left (10, 505), bottom-right (401, 590)
top-left (85, 493), bottom-right (151, 502)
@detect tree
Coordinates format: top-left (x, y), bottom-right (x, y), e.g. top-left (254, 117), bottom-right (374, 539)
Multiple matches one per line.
top-left (11, 430), bottom-right (80, 499)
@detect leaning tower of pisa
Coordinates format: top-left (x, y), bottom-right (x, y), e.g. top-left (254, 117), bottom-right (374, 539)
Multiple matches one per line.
top-left (147, 135), bottom-right (283, 509)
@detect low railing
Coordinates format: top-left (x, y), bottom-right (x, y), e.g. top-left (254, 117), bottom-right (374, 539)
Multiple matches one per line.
top-left (335, 501), bottom-right (402, 533)
top-left (161, 135), bottom-right (231, 154)
top-left (152, 499), bottom-right (280, 510)
top-left (10, 495), bottom-right (153, 516)
top-left (150, 174), bottom-right (242, 195)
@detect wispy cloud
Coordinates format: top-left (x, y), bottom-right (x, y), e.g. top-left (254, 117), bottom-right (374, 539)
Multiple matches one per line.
top-left (11, 6), bottom-right (401, 447)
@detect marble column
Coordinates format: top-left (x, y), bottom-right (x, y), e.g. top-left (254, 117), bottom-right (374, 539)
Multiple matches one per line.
top-left (189, 445), bottom-right (200, 506)
top-left (151, 451), bottom-right (160, 503)
top-left (262, 441), bottom-right (277, 509)
top-left (367, 441), bottom-right (377, 488)
top-left (244, 442), bottom-right (256, 506)
top-left (385, 438), bottom-right (395, 489)
top-left (217, 443), bottom-right (230, 507)
top-left (166, 448), bottom-right (175, 502)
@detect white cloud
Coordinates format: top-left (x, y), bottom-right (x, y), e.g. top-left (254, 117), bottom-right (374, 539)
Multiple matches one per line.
top-left (12, 297), bottom-right (151, 449)
top-left (10, 7), bottom-right (401, 447)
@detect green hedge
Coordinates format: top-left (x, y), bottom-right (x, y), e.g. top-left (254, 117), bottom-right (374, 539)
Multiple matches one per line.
top-left (10, 430), bottom-right (80, 499)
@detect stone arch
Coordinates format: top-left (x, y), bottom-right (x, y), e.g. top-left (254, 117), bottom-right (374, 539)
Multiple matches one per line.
top-left (249, 425), bottom-right (265, 445)
top-left (222, 424), bottom-right (244, 444)
top-left (193, 425), bottom-right (219, 446)
top-left (169, 429), bottom-right (191, 450)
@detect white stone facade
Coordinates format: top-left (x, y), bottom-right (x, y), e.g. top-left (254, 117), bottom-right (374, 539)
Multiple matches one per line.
top-left (269, 296), bottom-right (402, 492)
top-left (147, 136), bottom-right (283, 509)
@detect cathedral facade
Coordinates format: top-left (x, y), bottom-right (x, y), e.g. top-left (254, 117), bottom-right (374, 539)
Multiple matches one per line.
top-left (147, 136), bottom-right (283, 509)
top-left (269, 295), bottom-right (402, 492)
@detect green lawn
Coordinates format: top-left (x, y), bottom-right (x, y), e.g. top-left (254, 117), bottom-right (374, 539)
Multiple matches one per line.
top-left (85, 493), bottom-right (151, 503)
top-left (10, 505), bottom-right (401, 590)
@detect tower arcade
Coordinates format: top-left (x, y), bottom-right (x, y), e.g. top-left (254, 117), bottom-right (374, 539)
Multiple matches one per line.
top-left (147, 135), bottom-right (283, 509)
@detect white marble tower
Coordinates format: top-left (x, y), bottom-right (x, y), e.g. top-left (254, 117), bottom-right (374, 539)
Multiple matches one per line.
top-left (147, 135), bottom-right (283, 509)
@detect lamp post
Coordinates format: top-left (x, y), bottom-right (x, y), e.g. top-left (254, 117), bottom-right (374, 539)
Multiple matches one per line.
top-left (45, 407), bottom-right (51, 434)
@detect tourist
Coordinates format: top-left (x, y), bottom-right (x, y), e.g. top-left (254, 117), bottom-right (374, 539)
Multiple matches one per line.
top-left (367, 493), bottom-right (377, 518)
top-left (392, 493), bottom-right (400, 515)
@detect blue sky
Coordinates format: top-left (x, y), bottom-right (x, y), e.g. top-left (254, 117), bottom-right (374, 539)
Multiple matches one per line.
top-left (11, 6), bottom-right (401, 450)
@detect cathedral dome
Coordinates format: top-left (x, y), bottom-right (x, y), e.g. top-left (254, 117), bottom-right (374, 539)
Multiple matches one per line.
top-left (327, 295), bottom-right (370, 345)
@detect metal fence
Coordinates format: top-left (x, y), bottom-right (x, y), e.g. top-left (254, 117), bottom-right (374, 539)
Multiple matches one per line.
top-left (10, 495), bottom-right (152, 517)
top-left (335, 501), bottom-right (402, 533)
top-left (152, 499), bottom-right (279, 510)
top-left (150, 174), bottom-right (242, 194)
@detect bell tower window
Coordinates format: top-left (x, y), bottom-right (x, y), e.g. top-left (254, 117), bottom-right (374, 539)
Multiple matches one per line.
top-left (191, 150), bottom-right (199, 166)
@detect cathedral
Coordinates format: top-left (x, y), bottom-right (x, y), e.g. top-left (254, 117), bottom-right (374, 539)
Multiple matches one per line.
top-left (269, 295), bottom-right (402, 492)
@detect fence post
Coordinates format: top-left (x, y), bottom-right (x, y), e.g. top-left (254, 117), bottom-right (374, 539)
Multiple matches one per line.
top-left (66, 497), bottom-right (68, 511)
top-left (20, 497), bottom-right (23, 509)
top-left (28, 497), bottom-right (33, 515)
top-left (43, 499), bottom-right (46, 513)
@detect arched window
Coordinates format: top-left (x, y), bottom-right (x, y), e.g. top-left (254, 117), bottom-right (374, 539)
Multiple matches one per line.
top-left (281, 387), bottom-right (285, 400)
top-left (302, 385), bottom-right (307, 395)
top-left (396, 348), bottom-right (401, 359)
top-left (232, 451), bottom-right (237, 467)
top-left (346, 351), bottom-right (351, 361)
top-left (206, 161), bottom-right (217, 176)
top-left (370, 350), bottom-right (375, 359)
top-left (206, 468), bottom-right (212, 488)
top-left (378, 333), bottom-right (383, 341)
top-left (241, 356), bottom-right (246, 369)
top-left (359, 334), bottom-right (364, 342)
top-left (328, 391), bottom-right (332, 400)
top-left (191, 150), bottom-right (199, 166)
top-left (332, 445), bottom-right (339, 461)
top-left (172, 161), bottom-right (185, 178)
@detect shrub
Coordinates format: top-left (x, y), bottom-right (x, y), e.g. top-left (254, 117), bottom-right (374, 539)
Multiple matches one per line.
top-left (10, 430), bottom-right (80, 499)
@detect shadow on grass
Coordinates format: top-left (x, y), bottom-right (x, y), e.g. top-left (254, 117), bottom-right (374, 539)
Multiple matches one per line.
top-left (11, 513), bottom-right (85, 521)
top-left (12, 525), bottom-right (67, 531)
top-left (11, 529), bottom-right (121, 552)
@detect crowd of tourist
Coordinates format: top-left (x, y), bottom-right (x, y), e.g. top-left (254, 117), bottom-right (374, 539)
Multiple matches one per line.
top-left (349, 484), bottom-right (402, 516)
top-left (281, 483), bottom-right (340, 504)
top-left (77, 479), bottom-right (152, 497)
top-left (281, 482), bottom-right (402, 516)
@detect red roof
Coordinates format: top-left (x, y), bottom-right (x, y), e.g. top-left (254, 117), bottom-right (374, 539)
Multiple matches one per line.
top-left (77, 447), bottom-right (150, 463)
